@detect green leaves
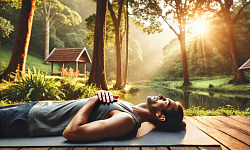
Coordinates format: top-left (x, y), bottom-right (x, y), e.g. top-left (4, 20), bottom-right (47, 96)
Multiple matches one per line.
top-left (0, 67), bottom-right (61, 103)
top-left (185, 105), bottom-right (250, 116)
top-left (0, 67), bottom-right (99, 104)
top-left (0, 17), bottom-right (14, 38)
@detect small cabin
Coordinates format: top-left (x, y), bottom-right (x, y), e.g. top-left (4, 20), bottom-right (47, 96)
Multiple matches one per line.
top-left (44, 47), bottom-right (92, 76)
top-left (239, 58), bottom-right (250, 70)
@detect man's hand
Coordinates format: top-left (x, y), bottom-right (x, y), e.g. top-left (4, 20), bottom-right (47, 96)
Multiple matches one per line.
top-left (95, 91), bottom-right (114, 104)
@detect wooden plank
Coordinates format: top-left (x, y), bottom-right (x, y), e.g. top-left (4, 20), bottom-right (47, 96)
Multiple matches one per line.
top-left (72, 147), bottom-right (87, 150)
top-left (141, 147), bottom-right (169, 150)
top-left (198, 147), bottom-right (222, 150)
top-left (213, 116), bottom-right (250, 135)
top-left (0, 148), bottom-right (19, 150)
top-left (20, 148), bottom-right (50, 150)
top-left (86, 147), bottom-right (112, 150)
top-left (185, 116), bottom-right (249, 150)
top-left (228, 116), bottom-right (250, 126)
top-left (49, 147), bottom-right (74, 150)
top-left (141, 147), bottom-right (158, 150)
top-left (156, 147), bottom-right (169, 150)
top-left (201, 116), bottom-right (250, 145)
top-left (113, 147), bottom-right (140, 150)
top-left (169, 147), bottom-right (199, 150)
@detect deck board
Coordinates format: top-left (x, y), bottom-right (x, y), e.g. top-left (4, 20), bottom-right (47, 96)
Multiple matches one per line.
top-left (185, 116), bottom-right (249, 150)
top-left (201, 116), bottom-right (250, 145)
top-left (228, 116), bottom-right (250, 125)
top-left (212, 116), bottom-right (250, 134)
top-left (169, 147), bottom-right (199, 150)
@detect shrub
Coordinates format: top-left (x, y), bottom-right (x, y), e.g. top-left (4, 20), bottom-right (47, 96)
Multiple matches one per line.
top-left (58, 78), bottom-right (98, 100)
top-left (185, 105), bottom-right (250, 116)
top-left (0, 68), bottom-right (62, 103)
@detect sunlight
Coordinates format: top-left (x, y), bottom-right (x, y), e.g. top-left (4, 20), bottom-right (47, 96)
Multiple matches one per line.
top-left (190, 20), bottom-right (207, 34)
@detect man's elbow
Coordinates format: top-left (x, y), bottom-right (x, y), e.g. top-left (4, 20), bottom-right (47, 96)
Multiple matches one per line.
top-left (63, 128), bottom-right (79, 141)
top-left (63, 127), bottom-right (90, 141)
top-left (63, 129), bottom-right (74, 141)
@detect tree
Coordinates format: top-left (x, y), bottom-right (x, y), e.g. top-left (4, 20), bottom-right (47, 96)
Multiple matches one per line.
top-left (213, 0), bottom-right (249, 84)
top-left (108, 0), bottom-right (126, 89)
top-left (87, 0), bottom-right (108, 90)
top-left (0, 0), bottom-right (36, 79)
top-left (38, 0), bottom-right (82, 64)
top-left (124, 0), bottom-right (129, 86)
top-left (131, 0), bottom-right (192, 86)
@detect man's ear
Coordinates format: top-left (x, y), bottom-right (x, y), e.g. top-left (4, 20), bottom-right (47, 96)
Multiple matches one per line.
top-left (156, 112), bottom-right (166, 121)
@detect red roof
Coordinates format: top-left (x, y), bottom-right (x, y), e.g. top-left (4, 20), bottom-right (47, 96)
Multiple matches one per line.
top-left (44, 48), bottom-right (92, 63)
top-left (239, 58), bottom-right (250, 70)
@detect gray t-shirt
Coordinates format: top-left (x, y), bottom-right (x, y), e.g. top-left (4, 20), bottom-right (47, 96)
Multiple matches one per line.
top-left (28, 99), bottom-right (141, 137)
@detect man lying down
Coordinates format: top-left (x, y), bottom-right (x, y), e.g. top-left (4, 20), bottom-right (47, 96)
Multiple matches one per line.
top-left (0, 91), bottom-right (186, 141)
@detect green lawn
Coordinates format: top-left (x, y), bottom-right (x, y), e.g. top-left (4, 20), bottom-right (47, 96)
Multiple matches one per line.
top-left (0, 46), bottom-right (61, 74)
top-left (150, 76), bottom-right (249, 93)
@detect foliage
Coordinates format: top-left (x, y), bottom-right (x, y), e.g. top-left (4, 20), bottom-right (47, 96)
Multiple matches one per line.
top-left (85, 13), bottom-right (115, 48)
top-left (0, 17), bottom-right (14, 39)
top-left (0, 67), bottom-right (99, 104)
top-left (185, 105), bottom-right (250, 116)
top-left (160, 7), bottom-right (250, 79)
top-left (38, 0), bottom-right (82, 28)
top-left (62, 30), bottom-right (87, 48)
top-left (0, 61), bottom-right (7, 75)
top-left (58, 78), bottom-right (98, 100)
top-left (0, 68), bottom-right (62, 103)
top-left (49, 31), bottom-right (65, 48)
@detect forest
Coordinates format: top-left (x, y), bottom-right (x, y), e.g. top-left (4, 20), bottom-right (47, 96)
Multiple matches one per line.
top-left (0, 0), bottom-right (250, 91)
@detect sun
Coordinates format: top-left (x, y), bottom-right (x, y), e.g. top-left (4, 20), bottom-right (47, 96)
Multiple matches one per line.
top-left (190, 20), bottom-right (207, 34)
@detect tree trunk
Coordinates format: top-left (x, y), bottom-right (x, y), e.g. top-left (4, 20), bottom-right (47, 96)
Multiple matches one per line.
top-left (124, 1), bottom-right (129, 86)
top-left (44, 13), bottom-right (50, 64)
top-left (87, 0), bottom-right (108, 90)
top-left (108, 0), bottom-right (125, 89)
top-left (225, 13), bottom-right (246, 84)
top-left (114, 27), bottom-right (123, 89)
top-left (0, 0), bottom-right (36, 79)
top-left (178, 32), bottom-right (190, 86)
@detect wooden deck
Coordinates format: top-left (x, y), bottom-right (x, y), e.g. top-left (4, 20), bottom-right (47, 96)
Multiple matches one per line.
top-left (1, 116), bottom-right (249, 150)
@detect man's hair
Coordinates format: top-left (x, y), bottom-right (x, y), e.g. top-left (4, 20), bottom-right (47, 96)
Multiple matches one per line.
top-left (150, 102), bottom-right (186, 131)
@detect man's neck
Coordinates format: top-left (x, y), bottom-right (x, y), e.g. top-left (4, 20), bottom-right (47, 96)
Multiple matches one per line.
top-left (132, 103), bottom-right (155, 122)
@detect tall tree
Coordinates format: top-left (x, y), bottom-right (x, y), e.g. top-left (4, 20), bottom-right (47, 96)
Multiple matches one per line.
top-left (214, 0), bottom-right (249, 84)
top-left (0, 0), bottom-right (36, 79)
top-left (39, 0), bottom-right (82, 64)
top-left (124, 0), bottom-right (129, 86)
top-left (87, 0), bottom-right (108, 90)
top-left (131, 0), bottom-right (192, 86)
top-left (108, 0), bottom-right (125, 89)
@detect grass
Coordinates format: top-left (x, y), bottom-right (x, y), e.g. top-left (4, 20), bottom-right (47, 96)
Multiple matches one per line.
top-left (0, 46), bottom-right (61, 74)
top-left (150, 76), bottom-right (249, 94)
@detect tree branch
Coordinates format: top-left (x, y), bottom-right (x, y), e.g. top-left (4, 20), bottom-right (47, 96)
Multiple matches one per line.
top-left (117, 0), bottom-right (125, 24)
top-left (108, 0), bottom-right (117, 25)
top-left (162, 16), bottom-right (179, 37)
top-left (233, 1), bottom-right (250, 23)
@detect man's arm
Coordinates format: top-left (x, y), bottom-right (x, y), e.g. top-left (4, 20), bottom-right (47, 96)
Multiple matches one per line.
top-left (63, 111), bottom-right (135, 141)
top-left (63, 91), bottom-right (136, 141)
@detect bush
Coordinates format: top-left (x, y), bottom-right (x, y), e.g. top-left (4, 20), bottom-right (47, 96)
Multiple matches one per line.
top-left (58, 79), bottom-right (98, 100)
top-left (0, 68), bottom-right (62, 103)
top-left (0, 68), bottom-right (99, 104)
top-left (185, 105), bottom-right (250, 116)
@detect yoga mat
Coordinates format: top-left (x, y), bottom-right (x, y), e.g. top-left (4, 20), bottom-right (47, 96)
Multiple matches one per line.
top-left (0, 122), bottom-right (220, 147)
